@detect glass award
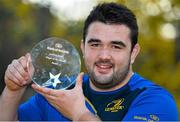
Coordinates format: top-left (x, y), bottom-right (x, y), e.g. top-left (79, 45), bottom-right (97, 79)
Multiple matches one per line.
top-left (27, 37), bottom-right (81, 89)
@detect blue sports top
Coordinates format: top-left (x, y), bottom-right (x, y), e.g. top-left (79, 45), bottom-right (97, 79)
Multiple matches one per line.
top-left (18, 73), bottom-right (179, 121)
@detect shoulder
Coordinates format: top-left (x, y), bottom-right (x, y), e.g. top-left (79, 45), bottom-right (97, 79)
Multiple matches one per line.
top-left (128, 73), bottom-right (175, 104)
top-left (131, 84), bottom-right (177, 110)
top-left (123, 73), bottom-right (179, 121)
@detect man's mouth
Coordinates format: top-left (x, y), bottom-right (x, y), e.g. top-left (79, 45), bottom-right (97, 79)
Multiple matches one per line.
top-left (95, 62), bottom-right (113, 74)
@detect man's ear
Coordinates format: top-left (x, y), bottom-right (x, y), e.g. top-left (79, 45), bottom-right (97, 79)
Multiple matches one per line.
top-left (80, 39), bottom-right (85, 56)
top-left (130, 43), bottom-right (140, 64)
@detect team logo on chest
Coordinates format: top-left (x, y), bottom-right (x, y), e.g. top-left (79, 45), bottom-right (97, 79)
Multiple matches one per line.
top-left (105, 98), bottom-right (125, 112)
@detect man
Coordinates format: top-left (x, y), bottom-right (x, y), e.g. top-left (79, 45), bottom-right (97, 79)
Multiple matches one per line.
top-left (0, 2), bottom-right (179, 121)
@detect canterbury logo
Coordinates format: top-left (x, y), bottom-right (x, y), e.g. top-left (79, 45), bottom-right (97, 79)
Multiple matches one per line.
top-left (105, 98), bottom-right (125, 112)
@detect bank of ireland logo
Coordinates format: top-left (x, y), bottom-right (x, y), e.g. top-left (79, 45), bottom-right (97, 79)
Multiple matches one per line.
top-left (55, 43), bottom-right (62, 48)
top-left (105, 98), bottom-right (125, 112)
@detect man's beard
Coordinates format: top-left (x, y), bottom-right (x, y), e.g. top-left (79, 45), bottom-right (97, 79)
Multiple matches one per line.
top-left (86, 60), bottom-right (130, 89)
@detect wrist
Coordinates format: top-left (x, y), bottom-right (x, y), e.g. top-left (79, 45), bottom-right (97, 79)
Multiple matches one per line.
top-left (0, 87), bottom-right (26, 121)
top-left (74, 109), bottom-right (100, 121)
top-left (2, 86), bottom-right (26, 100)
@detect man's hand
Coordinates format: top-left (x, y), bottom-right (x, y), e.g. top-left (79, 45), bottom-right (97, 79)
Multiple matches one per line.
top-left (4, 53), bottom-right (31, 91)
top-left (0, 53), bottom-right (32, 120)
top-left (32, 72), bottom-right (100, 121)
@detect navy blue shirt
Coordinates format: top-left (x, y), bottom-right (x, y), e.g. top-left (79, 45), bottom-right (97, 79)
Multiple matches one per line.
top-left (18, 73), bottom-right (179, 121)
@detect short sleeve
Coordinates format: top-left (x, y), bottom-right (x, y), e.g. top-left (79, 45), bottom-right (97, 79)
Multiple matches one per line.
top-left (18, 94), bottom-right (46, 121)
top-left (18, 93), bottom-right (96, 121)
top-left (122, 88), bottom-right (179, 121)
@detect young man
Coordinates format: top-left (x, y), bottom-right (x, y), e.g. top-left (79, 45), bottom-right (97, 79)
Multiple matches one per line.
top-left (0, 2), bottom-right (179, 121)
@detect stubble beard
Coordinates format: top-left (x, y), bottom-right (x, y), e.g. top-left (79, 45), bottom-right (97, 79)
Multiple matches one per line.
top-left (86, 60), bottom-right (130, 90)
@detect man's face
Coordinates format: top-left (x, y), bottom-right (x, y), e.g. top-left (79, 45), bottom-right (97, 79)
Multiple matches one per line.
top-left (81, 22), bottom-right (138, 89)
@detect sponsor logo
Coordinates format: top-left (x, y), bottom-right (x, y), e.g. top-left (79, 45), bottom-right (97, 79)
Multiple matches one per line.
top-left (149, 114), bottom-right (159, 121)
top-left (134, 114), bottom-right (159, 121)
top-left (105, 98), bottom-right (124, 112)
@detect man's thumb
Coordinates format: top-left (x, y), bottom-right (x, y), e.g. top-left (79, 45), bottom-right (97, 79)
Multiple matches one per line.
top-left (75, 72), bottom-right (84, 89)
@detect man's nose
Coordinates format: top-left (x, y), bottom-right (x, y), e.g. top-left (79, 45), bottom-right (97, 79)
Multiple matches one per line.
top-left (98, 48), bottom-right (111, 60)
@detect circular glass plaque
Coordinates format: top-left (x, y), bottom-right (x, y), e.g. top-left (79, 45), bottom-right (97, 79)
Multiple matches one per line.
top-left (27, 37), bottom-right (81, 89)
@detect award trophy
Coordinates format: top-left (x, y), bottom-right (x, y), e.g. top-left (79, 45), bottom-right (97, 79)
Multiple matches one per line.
top-left (27, 37), bottom-right (81, 89)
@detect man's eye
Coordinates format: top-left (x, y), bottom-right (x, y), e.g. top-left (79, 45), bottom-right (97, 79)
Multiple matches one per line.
top-left (91, 43), bottom-right (100, 47)
top-left (112, 45), bottom-right (122, 49)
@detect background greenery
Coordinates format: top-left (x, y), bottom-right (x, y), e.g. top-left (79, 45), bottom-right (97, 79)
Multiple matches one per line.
top-left (0, 0), bottom-right (179, 116)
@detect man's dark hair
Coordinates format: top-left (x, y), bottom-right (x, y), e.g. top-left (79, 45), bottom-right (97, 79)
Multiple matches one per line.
top-left (83, 2), bottom-right (138, 50)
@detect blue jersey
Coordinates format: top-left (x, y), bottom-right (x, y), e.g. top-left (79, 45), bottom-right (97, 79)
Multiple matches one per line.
top-left (18, 73), bottom-right (179, 121)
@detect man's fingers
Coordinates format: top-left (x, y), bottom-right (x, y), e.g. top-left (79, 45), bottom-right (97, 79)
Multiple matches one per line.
top-left (32, 84), bottom-right (59, 97)
top-left (25, 53), bottom-right (31, 66)
top-left (7, 64), bottom-right (26, 85)
top-left (31, 84), bottom-right (64, 102)
top-left (26, 53), bottom-right (35, 77)
top-left (25, 53), bottom-right (31, 60)
top-left (38, 91), bottom-right (57, 100)
top-left (75, 72), bottom-right (84, 89)
top-left (12, 59), bottom-right (28, 80)
top-left (5, 74), bottom-right (23, 88)
top-left (5, 69), bottom-right (20, 85)
top-left (18, 56), bottom-right (28, 70)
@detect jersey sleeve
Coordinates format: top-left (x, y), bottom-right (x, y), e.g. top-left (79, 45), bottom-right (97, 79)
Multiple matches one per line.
top-left (18, 93), bottom-right (71, 121)
top-left (18, 93), bottom-right (97, 121)
top-left (18, 93), bottom-right (47, 121)
top-left (122, 88), bottom-right (179, 121)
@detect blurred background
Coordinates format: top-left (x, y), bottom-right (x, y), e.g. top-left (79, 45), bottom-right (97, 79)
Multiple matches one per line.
top-left (0, 0), bottom-right (179, 116)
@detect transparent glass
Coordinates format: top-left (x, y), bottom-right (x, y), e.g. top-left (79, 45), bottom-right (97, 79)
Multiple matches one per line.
top-left (27, 37), bottom-right (81, 89)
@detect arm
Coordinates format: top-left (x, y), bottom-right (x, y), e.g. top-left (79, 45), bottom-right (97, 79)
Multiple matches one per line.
top-left (0, 87), bottom-right (26, 120)
top-left (32, 73), bottom-right (101, 121)
top-left (0, 54), bottom-right (31, 120)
